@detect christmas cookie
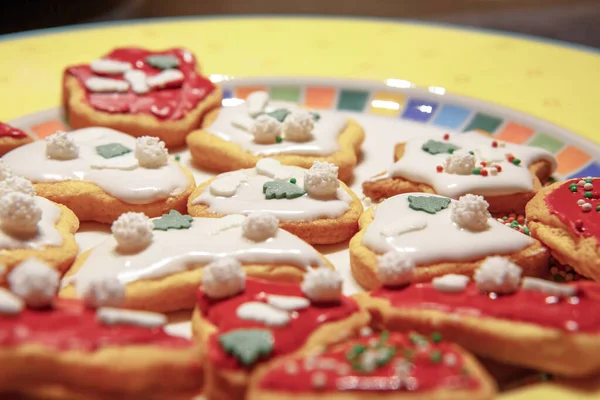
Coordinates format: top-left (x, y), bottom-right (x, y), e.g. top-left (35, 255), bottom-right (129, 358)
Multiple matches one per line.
top-left (356, 261), bottom-right (600, 377)
top-left (248, 329), bottom-right (496, 400)
top-left (187, 159), bottom-right (363, 244)
top-left (1, 127), bottom-right (195, 224)
top-left (186, 90), bottom-right (365, 182)
top-left (0, 259), bottom-right (203, 400)
top-left (362, 132), bottom-right (556, 214)
top-left (192, 270), bottom-right (370, 400)
top-left (349, 193), bottom-right (548, 290)
top-left (526, 177), bottom-right (600, 281)
top-left (0, 122), bottom-right (33, 156)
top-left (60, 211), bottom-right (334, 312)
top-left (63, 47), bottom-right (222, 148)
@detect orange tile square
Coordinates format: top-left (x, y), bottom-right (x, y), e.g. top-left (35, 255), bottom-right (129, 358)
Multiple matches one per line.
top-left (369, 91), bottom-right (405, 117)
top-left (31, 120), bottom-right (67, 139)
top-left (304, 87), bottom-right (336, 109)
top-left (556, 145), bottom-right (592, 176)
top-left (235, 86), bottom-right (267, 100)
top-left (495, 122), bottom-right (535, 144)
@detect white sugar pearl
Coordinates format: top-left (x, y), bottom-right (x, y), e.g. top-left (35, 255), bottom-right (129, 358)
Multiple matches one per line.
top-left (584, 183), bottom-right (593, 191)
top-left (578, 199), bottom-right (585, 205)
top-left (578, 180), bottom-right (586, 186)
top-left (582, 203), bottom-right (593, 212)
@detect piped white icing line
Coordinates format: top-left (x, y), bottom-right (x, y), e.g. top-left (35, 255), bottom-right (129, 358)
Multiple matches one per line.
top-left (124, 69), bottom-right (149, 94)
top-left (8, 258), bottom-right (59, 308)
top-left (266, 294), bottom-right (310, 311)
top-left (85, 77), bottom-right (129, 93)
top-left (381, 216), bottom-right (427, 237)
top-left (0, 192), bottom-right (42, 237)
top-left (193, 161), bottom-right (352, 222)
top-left (242, 211), bottom-right (279, 242)
top-left (384, 132), bottom-right (557, 197)
top-left (474, 256), bottom-right (522, 294)
top-left (2, 127), bottom-right (190, 205)
top-left (0, 161), bottom-right (12, 181)
top-left (97, 307), bottom-right (167, 327)
top-left (301, 268), bottom-right (342, 303)
top-left (444, 149), bottom-right (476, 175)
top-left (377, 250), bottom-right (415, 286)
top-left (146, 69), bottom-right (184, 89)
top-left (45, 131), bottom-right (79, 160)
top-left (202, 257), bottom-right (246, 299)
top-left (135, 136), bottom-right (169, 169)
top-left (236, 301), bottom-right (290, 327)
top-left (250, 115), bottom-right (282, 144)
top-left (111, 212), bottom-right (154, 252)
top-left (521, 277), bottom-right (577, 297)
top-left (77, 275), bottom-right (126, 308)
top-left (362, 193), bottom-right (534, 264)
top-left (450, 194), bottom-right (490, 231)
top-left (90, 59), bottom-right (132, 75)
top-left (0, 288), bottom-right (24, 315)
top-left (283, 111), bottom-right (314, 142)
top-left (63, 216), bottom-right (324, 289)
top-left (432, 274), bottom-right (470, 293)
top-left (246, 90), bottom-right (270, 117)
top-left (304, 161), bottom-right (339, 198)
top-left (0, 176), bottom-right (36, 198)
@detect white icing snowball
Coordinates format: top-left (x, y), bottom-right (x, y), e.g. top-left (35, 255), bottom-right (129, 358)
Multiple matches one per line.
top-left (146, 69), bottom-right (184, 89)
top-left (202, 257), bottom-right (246, 299)
top-left (90, 58), bottom-right (132, 74)
top-left (8, 258), bottom-right (59, 308)
top-left (432, 274), bottom-right (470, 293)
top-left (246, 90), bottom-right (270, 117)
top-left (111, 212), bottom-right (154, 252)
top-left (236, 301), bottom-right (290, 327)
top-left (282, 111), bottom-right (315, 142)
top-left (250, 115), bottom-right (282, 144)
top-left (301, 268), bottom-right (342, 303)
top-left (0, 287), bottom-right (24, 315)
top-left (255, 158), bottom-right (291, 181)
top-left (521, 277), bottom-right (577, 297)
top-left (0, 192), bottom-right (42, 237)
top-left (242, 211), bottom-right (279, 242)
top-left (450, 194), bottom-right (490, 231)
top-left (0, 176), bottom-right (36, 198)
top-left (97, 307), bottom-right (166, 327)
top-left (124, 69), bottom-right (149, 94)
top-left (304, 161), bottom-right (339, 198)
top-left (444, 149), bottom-right (476, 175)
top-left (377, 250), bottom-right (416, 286)
top-left (474, 256), bottom-right (522, 294)
top-left (134, 136), bottom-right (169, 168)
top-left (0, 161), bottom-right (12, 181)
top-left (77, 275), bottom-right (126, 308)
top-left (85, 76), bottom-right (129, 92)
top-left (45, 131), bottom-right (79, 160)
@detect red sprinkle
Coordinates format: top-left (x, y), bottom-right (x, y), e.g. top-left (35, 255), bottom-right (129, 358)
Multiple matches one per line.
top-left (480, 169), bottom-right (488, 177)
top-left (594, 192), bottom-right (600, 199)
top-left (509, 213), bottom-right (516, 219)
top-left (492, 141), bottom-right (498, 148)
top-left (507, 154), bottom-right (515, 162)
top-left (443, 133), bottom-right (450, 140)
top-left (480, 161), bottom-right (487, 167)
top-left (517, 216), bottom-right (525, 224)
top-left (495, 165), bottom-right (502, 172)
top-left (507, 217), bottom-right (514, 223)
top-left (575, 219), bottom-right (584, 231)
top-left (436, 165), bottom-right (444, 173)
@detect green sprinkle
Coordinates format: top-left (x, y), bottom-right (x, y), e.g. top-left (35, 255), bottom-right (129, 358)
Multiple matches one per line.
top-left (409, 333), bottom-right (426, 345)
top-left (290, 178), bottom-right (297, 184)
top-left (174, 155), bottom-right (181, 162)
top-left (585, 178), bottom-right (593, 183)
top-left (570, 186), bottom-right (578, 192)
top-left (346, 344), bottom-right (366, 361)
top-left (569, 184), bottom-right (577, 190)
top-left (510, 221), bottom-right (520, 228)
top-left (430, 332), bottom-right (443, 343)
top-left (523, 226), bottom-right (530, 235)
top-left (584, 191), bottom-right (592, 198)
top-left (472, 168), bottom-right (481, 175)
top-left (468, 151), bottom-right (474, 155)
top-left (512, 158), bottom-right (522, 166)
top-left (448, 148), bottom-right (455, 154)
top-left (430, 351), bottom-right (442, 363)
top-left (275, 136), bottom-right (283, 143)
top-left (596, 205), bottom-right (600, 212)
top-left (554, 274), bottom-right (565, 282)
top-left (548, 177), bottom-right (556, 183)
top-left (502, 216), bottom-right (508, 221)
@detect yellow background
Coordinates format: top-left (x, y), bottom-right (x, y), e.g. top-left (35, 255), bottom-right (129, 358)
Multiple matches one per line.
top-left (0, 17), bottom-right (598, 398)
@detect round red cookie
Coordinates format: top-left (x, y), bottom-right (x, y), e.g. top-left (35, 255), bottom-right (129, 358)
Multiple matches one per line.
top-left (0, 122), bottom-right (33, 156)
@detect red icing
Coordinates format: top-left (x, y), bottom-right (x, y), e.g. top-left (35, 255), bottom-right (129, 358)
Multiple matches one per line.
top-left (259, 331), bottom-right (480, 393)
top-left (0, 122), bottom-right (27, 139)
top-left (546, 178), bottom-right (600, 241)
top-left (0, 298), bottom-right (192, 351)
top-left (373, 282), bottom-right (600, 332)
top-left (197, 278), bottom-right (359, 370)
top-left (65, 47), bottom-right (216, 120)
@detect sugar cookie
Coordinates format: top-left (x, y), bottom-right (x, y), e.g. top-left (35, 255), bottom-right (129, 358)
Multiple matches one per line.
top-left (0, 122), bottom-right (33, 156)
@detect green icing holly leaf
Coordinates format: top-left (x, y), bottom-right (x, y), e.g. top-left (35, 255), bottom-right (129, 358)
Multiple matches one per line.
top-left (95, 143), bottom-right (132, 159)
top-left (219, 329), bottom-right (274, 367)
top-left (153, 210), bottom-right (193, 230)
top-left (146, 54), bottom-right (180, 70)
top-left (408, 195), bottom-right (451, 214)
top-left (263, 181), bottom-right (306, 199)
top-left (421, 139), bottom-right (460, 155)
top-left (265, 108), bottom-right (291, 123)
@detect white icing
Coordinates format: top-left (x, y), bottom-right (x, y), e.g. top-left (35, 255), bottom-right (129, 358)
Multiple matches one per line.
top-left (0, 161), bottom-right (12, 181)
top-left (301, 268), bottom-right (342, 303)
top-left (474, 256), bottom-right (522, 294)
top-left (432, 274), bottom-right (470, 293)
top-left (385, 132), bottom-right (557, 197)
top-left (377, 250), bottom-right (415, 286)
top-left (193, 163), bottom-right (351, 222)
top-left (236, 301), bottom-right (290, 327)
top-left (266, 294), bottom-right (310, 311)
top-left (2, 127), bottom-right (190, 205)
top-left (256, 158), bottom-right (291, 181)
top-left (97, 307), bottom-right (166, 327)
top-left (282, 111), bottom-right (314, 142)
top-left (63, 216), bottom-right (324, 289)
top-left (246, 90), bottom-right (270, 117)
top-left (0, 176), bottom-right (36, 198)
top-left (46, 131), bottom-right (79, 160)
top-left (0, 288), bottom-right (24, 315)
top-left (90, 59), bottom-right (132, 75)
top-left (0, 196), bottom-right (62, 250)
top-left (8, 258), bottom-right (59, 308)
top-left (304, 161), bottom-right (339, 199)
top-left (202, 257), bottom-right (245, 299)
top-left (250, 115), bottom-right (282, 144)
top-left (85, 77), bottom-right (129, 93)
top-left (134, 136), bottom-right (169, 169)
top-left (205, 99), bottom-right (347, 156)
top-left (381, 216), bottom-right (427, 237)
top-left (77, 275), bottom-right (126, 308)
top-left (124, 69), bottom-right (149, 94)
top-left (0, 192), bottom-right (42, 237)
top-left (361, 193), bottom-right (534, 264)
top-left (146, 69), bottom-right (184, 89)
top-left (450, 194), bottom-right (490, 231)
top-left (111, 212), bottom-right (154, 252)
top-left (521, 277), bottom-right (577, 297)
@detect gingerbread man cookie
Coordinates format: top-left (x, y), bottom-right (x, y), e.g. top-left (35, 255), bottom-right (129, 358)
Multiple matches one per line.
top-left (63, 47), bottom-right (222, 148)
top-left (0, 122), bottom-right (33, 157)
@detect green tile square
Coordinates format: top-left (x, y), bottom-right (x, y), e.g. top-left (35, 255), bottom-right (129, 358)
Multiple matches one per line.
top-left (337, 90), bottom-right (369, 111)
top-left (463, 113), bottom-right (503, 133)
top-left (528, 132), bottom-right (564, 153)
top-left (269, 86), bottom-right (301, 102)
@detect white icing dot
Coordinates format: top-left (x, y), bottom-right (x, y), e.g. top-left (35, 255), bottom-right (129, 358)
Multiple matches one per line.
top-left (134, 136), bottom-right (169, 168)
top-left (565, 320), bottom-right (579, 332)
top-left (97, 307), bottom-right (166, 327)
top-left (236, 301), bottom-right (290, 327)
top-left (0, 287), bottom-right (24, 315)
top-left (146, 69), bottom-right (184, 89)
top-left (202, 257), bottom-right (246, 299)
top-left (249, 115), bottom-right (282, 144)
top-left (450, 194), bottom-right (490, 231)
top-left (359, 350), bottom-right (378, 372)
top-left (284, 360), bottom-right (299, 375)
top-left (245, 90), bottom-right (270, 117)
top-left (8, 258), bottom-right (59, 308)
top-left (381, 217), bottom-right (427, 237)
top-left (432, 274), bottom-right (470, 293)
top-left (0, 192), bottom-right (42, 237)
top-left (77, 275), bottom-right (126, 308)
top-left (360, 326), bottom-right (373, 337)
top-left (443, 149), bottom-right (476, 175)
top-left (577, 199), bottom-right (586, 205)
top-left (242, 211), bottom-right (279, 242)
top-left (124, 69), bottom-right (149, 94)
top-left (208, 214), bottom-right (246, 235)
top-left (90, 58), bottom-right (132, 74)
top-left (377, 250), bottom-right (415, 286)
top-left (582, 203), bottom-right (593, 212)
top-left (578, 180), bottom-right (586, 187)
top-left (266, 294), bottom-right (310, 311)
top-left (111, 212), bottom-right (154, 252)
top-left (311, 371), bottom-right (327, 388)
top-left (85, 76), bottom-right (130, 92)
top-left (282, 111), bottom-right (315, 142)
top-left (489, 167), bottom-right (498, 176)
top-left (0, 161), bottom-right (12, 181)
top-left (474, 256), bottom-right (522, 294)
top-left (0, 176), bottom-right (35, 198)
top-left (209, 172), bottom-right (247, 197)
top-left (584, 183), bottom-right (593, 191)
top-left (45, 131), bottom-right (79, 160)
top-left (521, 277), bottom-right (577, 297)
top-left (304, 161), bottom-right (339, 198)
top-left (301, 268), bottom-right (342, 303)
top-left (255, 158), bottom-right (291, 181)
top-left (443, 353), bottom-right (457, 366)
